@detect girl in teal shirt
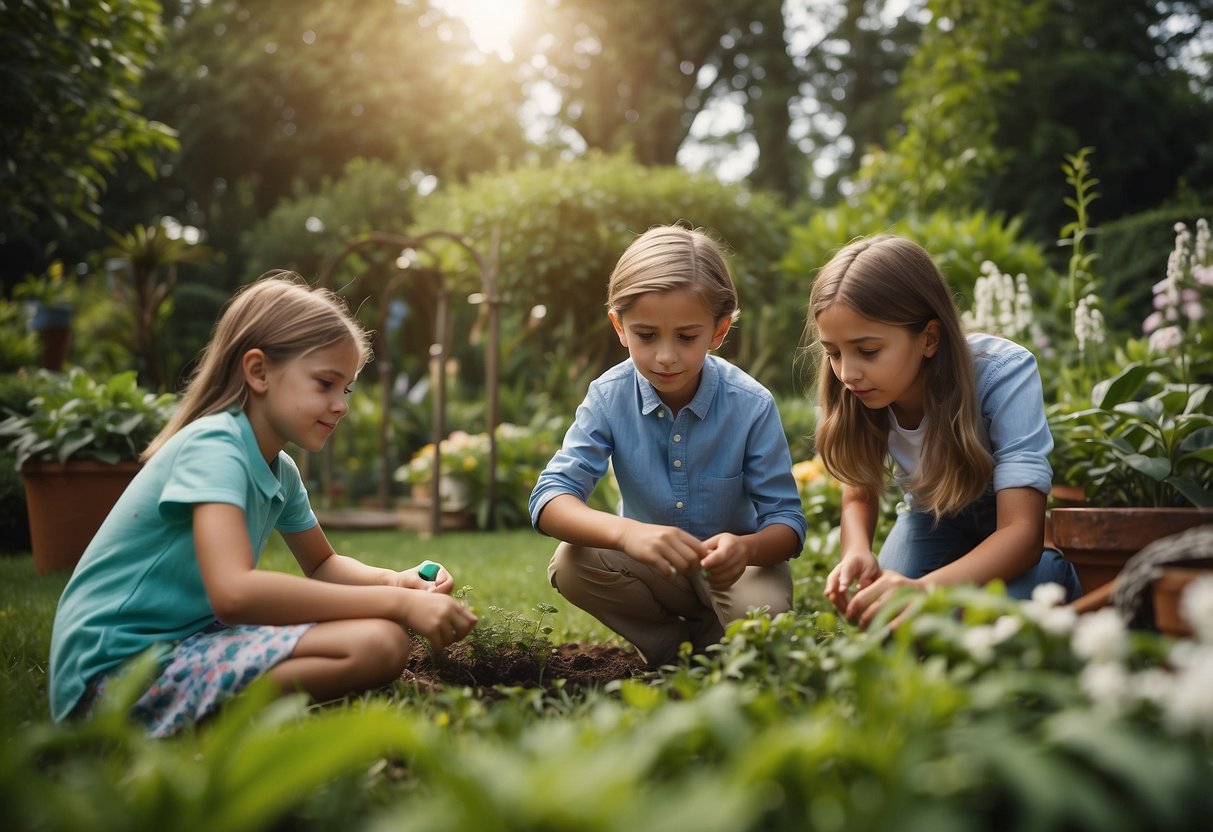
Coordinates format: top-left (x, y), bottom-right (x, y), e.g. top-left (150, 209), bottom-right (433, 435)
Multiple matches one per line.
top-left (50, 273), bottom-right (477, 736)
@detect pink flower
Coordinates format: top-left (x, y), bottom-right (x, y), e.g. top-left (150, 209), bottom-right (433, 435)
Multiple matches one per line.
top-left (1148, 325), bottom-right (1183, 352)
top-left (1195, 265), bottom-right (1213, 287)
top-left (1143, 310), bottom-right (1164, 334)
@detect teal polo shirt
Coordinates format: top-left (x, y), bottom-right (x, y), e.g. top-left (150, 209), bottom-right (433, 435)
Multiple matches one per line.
top-left (48, 409), bottom-right (317, 721)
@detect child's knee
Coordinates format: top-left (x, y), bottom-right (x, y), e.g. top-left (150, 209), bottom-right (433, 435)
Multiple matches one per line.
top-left (355, 619), bottom-right (412, 676)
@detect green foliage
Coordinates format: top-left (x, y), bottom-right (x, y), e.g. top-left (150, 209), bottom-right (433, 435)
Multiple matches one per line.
top-left (453, 587), bottom-right (559, 671)
top-left (0, 0), bottom-right (178, 238)
top-left (0, 374), bottom-right (39, 553)
top-left (145, 0), bottom-right (528, 218)
top-left (416, 151), bottom-right (794, 389)
top-left (6, 578), bottom-right (1213, 831)
top-left (11, 260), bottom-right (79, 308)
top-left (984, 0), bottom-right (1213, 240)
top-left (858, 0), bottom-right (1045, 214)
top-left (1059, 147), bottom-right (1101, 319)
top-left (1049, 361), bottom-right (1213, 507)
top-left (0, 299), bottom-right (38, 373)
top-left (241, 158), bottom-right (420, 285)
top-left (781, 200), bottom-right (1055, 337)
top-left (104, 220), bottom-right (211, 391)
top-left (0, 368), bottom-right (177, 467)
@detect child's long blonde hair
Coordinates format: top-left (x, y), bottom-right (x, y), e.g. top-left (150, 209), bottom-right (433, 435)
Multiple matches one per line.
top-left (606, 224), bottom-right (740, 325)
top-left (143, 271), bottom-right (371, 459)
top-left (803, 235), bottom-right (992, 519)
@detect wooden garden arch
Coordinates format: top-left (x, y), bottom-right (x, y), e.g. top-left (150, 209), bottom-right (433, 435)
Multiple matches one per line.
top-left (316, 228), bottom-right (501, 534)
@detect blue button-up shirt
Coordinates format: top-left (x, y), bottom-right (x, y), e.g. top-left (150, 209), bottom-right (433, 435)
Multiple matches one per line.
top-left (529, 355), bottom-right (807, 552)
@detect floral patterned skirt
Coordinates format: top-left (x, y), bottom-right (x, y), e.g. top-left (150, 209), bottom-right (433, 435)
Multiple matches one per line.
top-left (81, 621), bottom-right (314, 738)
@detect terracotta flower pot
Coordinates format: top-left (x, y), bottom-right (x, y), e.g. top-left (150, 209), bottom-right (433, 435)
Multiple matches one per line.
top-left (1050, 507), bottom-right (1213, 594)
top-left (21, 460), bottom-right (141, 574)
top-left (1152, 565), bottom-right (1212, 638)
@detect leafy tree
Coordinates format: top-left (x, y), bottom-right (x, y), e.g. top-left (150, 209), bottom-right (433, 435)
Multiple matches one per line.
top-left (138, 0), bottom-right (530, 275)
top-left (0, 0), bottom-right (177, 275)
top-left (794, 0), bottom-right (922, 202)
top-left (849, 0), bottom-right (1213, 236)
top-left (416, 151), bottom-right (793, 391)
top-left (985, 0), bottom-right (1213, 238)
top-left (516, 0), bottom-right (800, 196)
top-left (858, 0), bottom-right (1045, 216)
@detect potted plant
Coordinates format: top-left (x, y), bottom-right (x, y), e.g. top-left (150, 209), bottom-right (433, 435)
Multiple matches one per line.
top-left (0, 368), bottom-right (177, 573)
top-left (13, 260), bottom-right (81, 371)
top-left (1048, 360), bottom-right (1213, 594)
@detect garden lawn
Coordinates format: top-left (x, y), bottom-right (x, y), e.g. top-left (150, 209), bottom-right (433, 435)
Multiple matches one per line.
top-left (0, 528), bottom-right (830, 730)
top-left (0, 529), bottom-right (595, 728)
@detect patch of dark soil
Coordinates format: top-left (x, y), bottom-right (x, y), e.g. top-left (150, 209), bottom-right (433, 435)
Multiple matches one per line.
top-left (403, 640), bottom-right (648, 695)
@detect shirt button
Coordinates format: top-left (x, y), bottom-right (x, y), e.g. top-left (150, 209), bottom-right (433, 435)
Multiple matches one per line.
top-left (673, 459), bottom-right (682, 468)
top-left (676, 501), bottom-right (684, 509)
top-left (673, 434), bottom-right (681, 442)
top-left (657, 410), bottom-right (665, 418)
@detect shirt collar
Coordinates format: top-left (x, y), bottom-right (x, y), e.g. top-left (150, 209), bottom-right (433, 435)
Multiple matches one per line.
top-left (632, 356), bottom-right (720, 419)
top-left (234, 408), bottom-right (284, 498)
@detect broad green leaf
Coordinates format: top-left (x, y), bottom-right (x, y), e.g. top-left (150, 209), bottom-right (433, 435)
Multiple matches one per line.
top-left (1092, 363), bottom-right (1149, 408)
top-left (1121, 454), bottom-right (1171, 481)
top-left (1166, 477), bottom-right (1213, 508)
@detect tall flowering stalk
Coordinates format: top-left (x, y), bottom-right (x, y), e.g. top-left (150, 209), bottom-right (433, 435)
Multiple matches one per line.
top-left (962, 260), bottom-right (1042, 346)
top-left (1058, 147), bottom-right (1104, 379)
top-left (1144, 219), bottom-right (1212, 384)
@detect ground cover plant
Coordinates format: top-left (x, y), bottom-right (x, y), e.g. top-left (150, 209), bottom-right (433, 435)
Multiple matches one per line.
top-left (3, 526), bottom-right (1213, 832)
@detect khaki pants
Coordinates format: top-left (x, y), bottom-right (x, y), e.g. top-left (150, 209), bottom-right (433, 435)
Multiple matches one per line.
top-left (548, 542), bottom-right (793, 667)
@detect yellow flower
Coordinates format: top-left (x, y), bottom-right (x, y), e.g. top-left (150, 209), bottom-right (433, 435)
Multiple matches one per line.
top-left (792, 458), bottom-right (823, 485)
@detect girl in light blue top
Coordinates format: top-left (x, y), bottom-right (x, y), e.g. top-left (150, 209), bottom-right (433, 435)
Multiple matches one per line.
top-left (806, 234), bottom-right (1081, 629)
top-left (50, 273), bottom-right (476, 735)
top-left (530, 225), bottom-right (807, 666)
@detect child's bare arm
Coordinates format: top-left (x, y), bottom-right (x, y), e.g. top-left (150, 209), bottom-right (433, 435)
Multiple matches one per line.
top-left (284, 525), bottom-right (455, 593)
top-left (193, 504), bottom-right (475, 642)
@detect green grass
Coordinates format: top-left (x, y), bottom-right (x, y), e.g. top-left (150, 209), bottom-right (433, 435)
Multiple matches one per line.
top-left (0, 528), bottom-right (615, 729)
top-left (1, 526), bottom-right (830, 732)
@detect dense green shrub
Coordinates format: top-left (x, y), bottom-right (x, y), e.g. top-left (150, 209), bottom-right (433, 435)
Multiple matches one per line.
top-left (781, 200), bottom-right (1059, 351)
top-left (241, 158), bottom-right (421, 285)
top-left (415, 151), bottom-right (795, 392)
top-left (0, 373), bottom-right (38, 553)
top-left (6, 581), bottom-right (1213, 831)
top-left (0, 300), bottom-right (38, 373)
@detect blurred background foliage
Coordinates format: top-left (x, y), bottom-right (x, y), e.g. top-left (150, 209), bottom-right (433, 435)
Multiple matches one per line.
top-left (2, 0), bottom-right (1212, 519)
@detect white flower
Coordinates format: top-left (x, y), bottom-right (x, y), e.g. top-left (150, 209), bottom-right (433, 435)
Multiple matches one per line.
top-left (1080, 662), bottom-right (1131, 712)
top-left (1132, 668), bottom-right (1173, 705)
top-left (962, 625), bottom-right (996, 663)
top-left (1029, 604), bottom-right (1078, 635)
top-left (1031, 582), bottom-right (1067, 607)
top-left (1180, 575), bottom-right (1213, 643)
top-left (1074, 294), bottom-right (1105, 352)
top-left (1071, 608), bottom-right (1127, 663)
top-left (1162, 652), bottom-right (1213, 733)
top-left (992, 614), bottom-right (1022, 643)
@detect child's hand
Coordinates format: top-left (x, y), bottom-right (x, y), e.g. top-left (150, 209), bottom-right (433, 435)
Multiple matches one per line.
top-left (620, 522), bottom-right (707, 578)
top-left (825, 551), bottom-right (881, 614)
top-left (390, 563), bottom-right (455, 595)
top-left (700, 533), bottom-right (748, 589)
top-left (843, 569), bottom-right (921, 630)
top-left (401, 591), bottom-right (478, 651)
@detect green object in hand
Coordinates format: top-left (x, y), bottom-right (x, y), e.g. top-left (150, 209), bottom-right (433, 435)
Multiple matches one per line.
top-left (418, 560), bottom-right (441, 581)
